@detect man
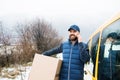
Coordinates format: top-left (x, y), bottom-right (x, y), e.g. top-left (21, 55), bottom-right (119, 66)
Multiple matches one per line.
top-left (92, 32), bottom-right (118, 80)
top-left (43, 25), bottom-right (90, 80)
top-left (101, 32), bottom-right (118, 80)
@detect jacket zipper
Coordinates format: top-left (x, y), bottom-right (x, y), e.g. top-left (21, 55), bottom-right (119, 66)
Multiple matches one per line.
top-left (68, 45), bottom-right (73, 80)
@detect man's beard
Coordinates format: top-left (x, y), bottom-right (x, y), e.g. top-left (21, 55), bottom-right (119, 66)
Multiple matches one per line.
top-left (69, 34), bottom-right (77, 41)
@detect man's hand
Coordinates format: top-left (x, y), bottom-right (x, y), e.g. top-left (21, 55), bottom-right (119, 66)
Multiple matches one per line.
top-left (75, 31), bottom-right (82, 43)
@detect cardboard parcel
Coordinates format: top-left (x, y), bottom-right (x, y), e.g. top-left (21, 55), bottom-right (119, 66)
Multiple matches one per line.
top-left (29, 54), bottom-right (62, 80)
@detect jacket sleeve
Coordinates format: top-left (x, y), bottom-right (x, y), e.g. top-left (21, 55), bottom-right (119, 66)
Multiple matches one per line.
top-left (42, 43), bottom-right (63, 56)
top-left (79, 42), bottom-right (90, 63)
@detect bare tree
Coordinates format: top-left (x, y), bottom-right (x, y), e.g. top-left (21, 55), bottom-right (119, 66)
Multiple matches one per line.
top-left (31, 19), bottom-right (63, 53)
top-left (13, 18), bottom-right (62, 65)
top-left (0, 21), bottom-right (12, 67)
top-left (15, 23), bottom-right (35, 64)
top-left (0, 22), bottom-right (11, 46)
top-left (0, 18), bottom-right (63, 68)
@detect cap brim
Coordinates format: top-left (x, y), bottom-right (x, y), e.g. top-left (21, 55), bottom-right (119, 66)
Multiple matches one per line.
top-left (68, 28), bottom-right (77, 31)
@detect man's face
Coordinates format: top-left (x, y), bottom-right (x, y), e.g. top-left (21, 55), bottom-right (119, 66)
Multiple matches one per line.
top-left (106, 37), bottom-right (116, 43)
top-left (69, 29), bottom-right (78, 41)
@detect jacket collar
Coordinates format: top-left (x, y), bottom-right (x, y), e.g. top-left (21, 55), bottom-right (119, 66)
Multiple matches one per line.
top-left (68, 39), bottom-right (78, 45)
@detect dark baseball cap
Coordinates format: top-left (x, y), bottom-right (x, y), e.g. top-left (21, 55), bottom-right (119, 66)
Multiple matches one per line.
top-left (68, 25), bottom-right (80, 32)
top-left (107, 32), bottom-right (118, 40)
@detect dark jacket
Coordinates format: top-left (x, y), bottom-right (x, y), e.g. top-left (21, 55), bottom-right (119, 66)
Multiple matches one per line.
top-left (102, 45), bottom-right (118, 80)
top-left (43, 40), bottom-right (90, 80)
top-left (92, 44), bottom-right (119, 80)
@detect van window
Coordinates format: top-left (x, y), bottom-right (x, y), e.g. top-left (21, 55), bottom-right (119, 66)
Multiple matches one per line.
top-left (99, 19), bottom-right (120, 80)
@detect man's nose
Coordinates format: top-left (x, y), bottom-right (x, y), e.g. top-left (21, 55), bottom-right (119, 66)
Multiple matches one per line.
top-left (70, 33), bottom-right (74, 35)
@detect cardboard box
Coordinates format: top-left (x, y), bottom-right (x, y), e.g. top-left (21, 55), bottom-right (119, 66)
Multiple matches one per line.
top-left (28, 54), bottom-right (62, 80)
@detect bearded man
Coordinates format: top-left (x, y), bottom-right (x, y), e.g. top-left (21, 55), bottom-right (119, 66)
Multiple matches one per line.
top-left (43, 25), bottom-right (90, 80)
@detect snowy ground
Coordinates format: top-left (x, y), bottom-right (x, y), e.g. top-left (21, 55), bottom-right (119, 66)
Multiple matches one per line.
top-left (0, 66), bottom-right (31, 80)
top-left (84, 62), bottom-right (93, 80)
top-left (0, 63), bottom-right (93, 80)
top-left (0, 53), bottom-right (93, 80)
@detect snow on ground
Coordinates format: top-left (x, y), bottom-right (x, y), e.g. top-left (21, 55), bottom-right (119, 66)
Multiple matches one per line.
top-left (0, 66), bottom-right (31, 80)
top-left (0, 61), bottom-right (93, 80)
top-left (84, 62), bottom-right (93, 80)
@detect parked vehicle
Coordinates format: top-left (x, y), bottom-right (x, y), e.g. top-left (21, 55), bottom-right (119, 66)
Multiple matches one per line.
top-left (87, 12), bottom-right (120, 80)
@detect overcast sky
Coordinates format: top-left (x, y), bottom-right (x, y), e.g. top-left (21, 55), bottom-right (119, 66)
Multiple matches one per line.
top-left (0, 0), bottom-right (120, 42)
